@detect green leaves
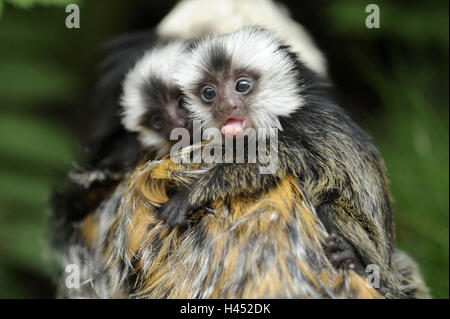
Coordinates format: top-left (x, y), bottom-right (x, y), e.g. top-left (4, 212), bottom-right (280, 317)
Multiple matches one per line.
top-left (351, 38), bottom-right (449, 300)
top-left (325, 0), bottom-right (449, 50)
top-left (325, 0), bottom-right (449, 298)
top-left (0, 0), bottom-right (81, 20)
top-left (0, 0), bottom-right (79, 297)
top-left (0, 115), bottom-right (75, 172)
top-left (3, 0), bottom-right (79, 10)
top-left (0, 60), bottom-right (79, 103)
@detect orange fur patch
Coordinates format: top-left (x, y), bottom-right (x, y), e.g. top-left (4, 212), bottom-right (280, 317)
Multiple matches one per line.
top-left (107, 156), bottom-right (380, 299)
top-left (79, 212), bottom-right (99, 248)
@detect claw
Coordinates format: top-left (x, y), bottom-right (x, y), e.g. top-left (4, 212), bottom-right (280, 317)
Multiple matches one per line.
top-left (325, 232), bottom-right (364, 275)
top-left (158, 187), bottom-right (193, 229)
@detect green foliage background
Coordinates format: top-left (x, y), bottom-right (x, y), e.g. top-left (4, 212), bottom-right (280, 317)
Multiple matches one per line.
top-left (0, 0), bottom-right (448, 298)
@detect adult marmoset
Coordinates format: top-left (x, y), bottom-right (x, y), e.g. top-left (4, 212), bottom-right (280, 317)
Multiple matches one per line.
top-left (69, 148), bottom-right (383, 298)
top-left (159, 26), bottom-right (402, 297)
top-left (60, 150), bottom-right (429, 298)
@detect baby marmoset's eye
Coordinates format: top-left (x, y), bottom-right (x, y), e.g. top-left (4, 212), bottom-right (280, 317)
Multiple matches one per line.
top-left (150, 114), bottom-right (165, 131)
top-left (201, 86), bottom-right (216, 102)
top-left (235, 79), bottom-right (252, 93)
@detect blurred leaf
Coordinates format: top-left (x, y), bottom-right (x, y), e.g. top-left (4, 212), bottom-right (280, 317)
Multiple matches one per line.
top-left (0, 59), bottom-right (79, 102)
top-left (5, 0), bottom-right (79, 9)
top-left (364, 60), bottom-right (449, 298)
top-left (0, 212), bottom-right (50, 272)
top-left (0, 264), bottom-right (26, 298)
top-left (0, 170), bottom-right (50, 205)
top-left (0, 115), bottom-right (75, 165)
top-left (0, 10), bottom-right (70, 56)
top-left (325, 0), bottom-right (449, 51)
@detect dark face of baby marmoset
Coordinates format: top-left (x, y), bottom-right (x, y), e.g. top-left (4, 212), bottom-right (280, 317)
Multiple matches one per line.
top-left (121, 40), bottom-right (193, 158)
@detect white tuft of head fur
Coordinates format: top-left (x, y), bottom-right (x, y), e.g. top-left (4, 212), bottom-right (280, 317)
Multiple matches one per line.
top-left (174, 27), bottom-right (304, 132)
top-left (120, 40), bottom-right (187, 150)
top-left (157, 0), bottom-right (327, 76)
